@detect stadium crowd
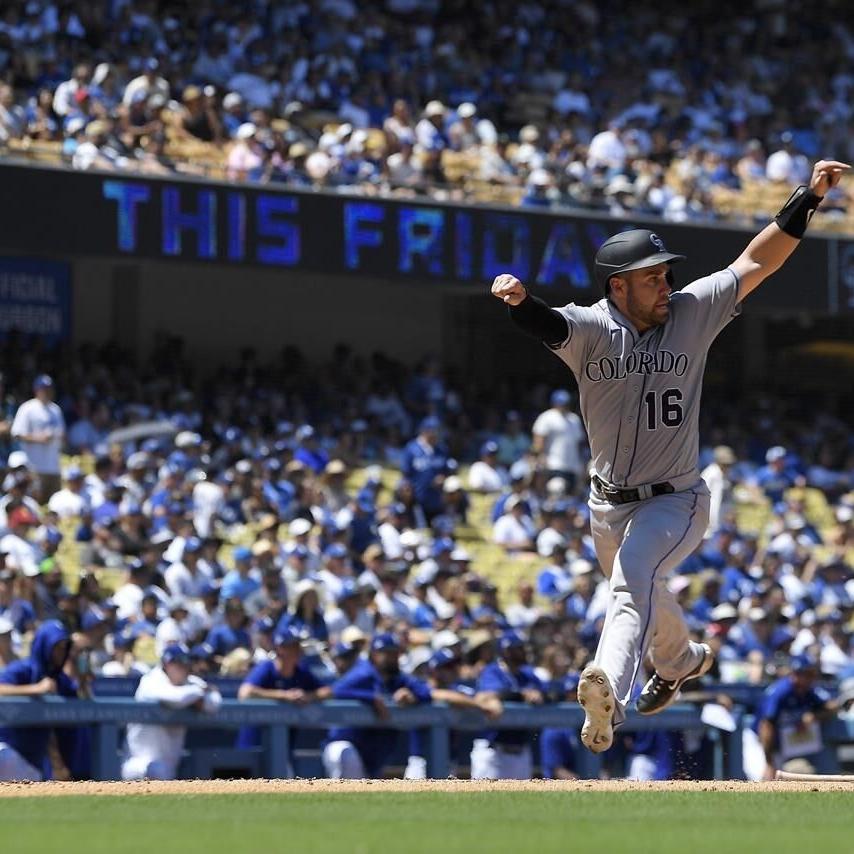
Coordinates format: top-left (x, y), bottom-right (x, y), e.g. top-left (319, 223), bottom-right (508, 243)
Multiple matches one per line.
top-left (0, 0), bottom-right (852, 227)
top-left (0, 330), bottom-right (851, 781)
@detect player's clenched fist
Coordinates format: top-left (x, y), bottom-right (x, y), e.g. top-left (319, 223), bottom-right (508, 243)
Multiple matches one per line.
top-left (491, 273), bottom-right (527, 306)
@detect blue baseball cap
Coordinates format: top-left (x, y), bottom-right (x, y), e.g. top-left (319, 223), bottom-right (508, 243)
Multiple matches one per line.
top-left (790, 654), bottom-right (819, 673)
top-left (563, 672), bottom-right (581, 694)
top-left (33, 374), bottom-right (53, 390)
top-left (223, 427), bottom-right (243, 443)
top-left (162, 643), bottom-right (192, 666)
top-left (336, 580), bottom-right (360, 604)
top-left (112, 629), bottom-right (135, 649)
top-left (255, 616), bottom-right (275, 634)
top-left (481, 440), bottom-right (499, 456)
top-left (324, 543), bottom-right (349, 560)
top-left (233, 545), bottom-right (252, 562)
top-left (273, 625), bottom-right (303, 647)
top-left (190, 642), bottom-right (215, 661)
top-left (429, 648), bottom-right (459, 670)
top-left (431, 537), bottom-right (455, 557)
top-left (332, 641), bottom-right (358, 658)
top-left (81, 608), bottom-right (108, 631)
top-left (295, 424), bottom-right (315, 442)
top-left (286, 544), bottom-right (310, 560)
top-left (43, 527), bottom-right (63, 546)
top-left (419, 415), bottom-right (442, 433)
top-left (199, 579), bottom-right (220, 597)
top-left (498, 631), bottom-right (525, 652)
top-left (183, 536), bottom-right (203, 555)
top-left (551, 389), bottom-right (571, 407)
top-left (370, 633), bottom-right (401, 653)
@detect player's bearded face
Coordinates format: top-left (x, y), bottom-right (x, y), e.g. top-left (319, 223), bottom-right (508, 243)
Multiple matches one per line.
top-left (625, 265), bottom-right (671, 328)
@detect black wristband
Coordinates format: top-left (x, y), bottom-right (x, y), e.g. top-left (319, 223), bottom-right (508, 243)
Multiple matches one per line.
top-left (774, 185), bottom-right (823, 239)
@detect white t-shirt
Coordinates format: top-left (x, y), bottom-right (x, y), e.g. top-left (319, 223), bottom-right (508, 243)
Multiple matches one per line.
top-left (536, 526), bottom-right (567, 558)
top-left (164, 562), bottom-right (214, 599)
top-left (493, 514), bottom-right (536, 549)
top-left (0, 532), bottom-right (42, 576)
top-left (532, 408), bottom-right (585, 476)
top-left (505, 602), bottom-right (542, 628)
top-left (48, 488), bottom-right (88, 519)
top-left (378, 522), bottom-right (404, 559)
top-left (467, 461), bottom-right (507, 493)
top-left (11, 398), bottom-right (65, 474)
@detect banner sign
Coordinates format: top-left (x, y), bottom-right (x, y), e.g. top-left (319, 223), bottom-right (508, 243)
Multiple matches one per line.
top-left (0, 255), bottom-right (71, 341)
top-left (0, 163), bottom-right (848, 312)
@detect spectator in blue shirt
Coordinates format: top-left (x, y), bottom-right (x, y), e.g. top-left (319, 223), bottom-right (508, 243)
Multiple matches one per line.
top-left (276, 581), bottom-right (329, 644)
top-left (206, 598), bottom-right (252, 661)
top-left (401, 416), bottom-right (449, 521)
top-left (293, 425), bottom-right (329, 474)
top-left (323, 633), bottom-right (432, 778)
top-left (220, 546), bottom-right (260, 601)
top-left (0, 568), bottom-right (36, 635)
top-left (755, 446), bottom-right (801, 504)
top-left (0, 621), bottom-right (82, 781)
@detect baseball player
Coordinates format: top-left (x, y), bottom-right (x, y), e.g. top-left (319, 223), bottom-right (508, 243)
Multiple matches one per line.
top-left (471, 631), bottom-right (545, 779)
top-left (323, 633), bottom-right (432, 778)
top-left (236, 625), bottom-right (332, 773)
top-left (122, 643), bottom-right (222, 781)
top-left (492, 159), bottom-right (849, 753)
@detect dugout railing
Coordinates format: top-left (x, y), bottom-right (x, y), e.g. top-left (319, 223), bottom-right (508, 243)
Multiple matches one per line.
top-left (4, 691), bottom-right (853, 781)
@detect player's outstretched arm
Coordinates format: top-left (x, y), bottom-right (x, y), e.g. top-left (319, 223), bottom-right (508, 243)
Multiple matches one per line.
top-left (730, 159), bottom-right (849, 302)
top-left (490, 274), bottom-right (569, 345)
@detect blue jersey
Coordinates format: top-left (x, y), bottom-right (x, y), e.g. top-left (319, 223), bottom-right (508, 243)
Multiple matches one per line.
top-left (477, 662), bottom-right (544, 747)
top-left (755, 465), bottom-right (798, 503)
top-left (401, 438), bottom-right (448, 516)
top-left (328, 658), bottom-right (432, 777)
top-left (220, 571), bottom-right (261, 601)
top-left (276, 611), bottom-right (328, 643)
top-left (758, 676), bottom-right (830, 752)
top-left (537, 564), bottom-right (572, 599)
top-left (294, 447), bottom-right (329, 474)
top-left (236, 658), bottom-right (324, 748)
top-left (205, 624), bottom-right (252, 657)
top-left (0, 621), bottom-right (80, 775)
top-left (540, 728), bottom-right (579, 778)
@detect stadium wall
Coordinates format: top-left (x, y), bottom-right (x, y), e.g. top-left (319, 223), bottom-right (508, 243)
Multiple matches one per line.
top-left (1, 162), bottom-right (852, 376)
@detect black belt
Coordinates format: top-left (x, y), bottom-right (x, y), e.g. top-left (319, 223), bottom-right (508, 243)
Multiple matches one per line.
top-left (592, 475), bottom-right (675, 505)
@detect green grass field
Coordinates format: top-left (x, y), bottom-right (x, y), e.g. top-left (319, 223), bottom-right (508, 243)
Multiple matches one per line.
top-left (4, 791), bottom-right (854, 854)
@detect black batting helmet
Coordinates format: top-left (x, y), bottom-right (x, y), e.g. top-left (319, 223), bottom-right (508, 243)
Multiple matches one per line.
top-left (594, 229), bottom-right (686, 294)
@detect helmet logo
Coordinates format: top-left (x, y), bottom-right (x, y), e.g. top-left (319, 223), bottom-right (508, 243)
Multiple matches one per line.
top-left (649, 233), bottom-right (665, 251)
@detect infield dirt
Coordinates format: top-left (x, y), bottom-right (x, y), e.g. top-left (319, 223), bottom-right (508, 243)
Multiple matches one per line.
top-left (1, 778), bottom-right (852, 797)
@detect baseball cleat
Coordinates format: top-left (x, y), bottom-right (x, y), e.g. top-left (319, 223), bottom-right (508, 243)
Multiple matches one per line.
top-left (578, 665), bottom-right (615, 753)
top-left (636, 643), bottom-right (714, 716)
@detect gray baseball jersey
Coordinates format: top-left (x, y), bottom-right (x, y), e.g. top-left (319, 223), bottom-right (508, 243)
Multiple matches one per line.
top-left (547, 268), bottom-right (742, 488)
